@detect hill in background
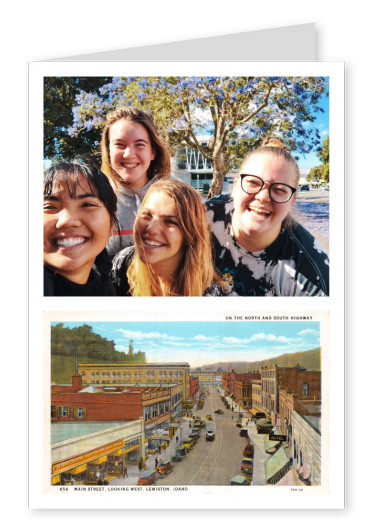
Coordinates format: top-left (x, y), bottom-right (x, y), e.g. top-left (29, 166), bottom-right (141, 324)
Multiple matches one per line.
top-left (192, 348), bottom-right (321, 373)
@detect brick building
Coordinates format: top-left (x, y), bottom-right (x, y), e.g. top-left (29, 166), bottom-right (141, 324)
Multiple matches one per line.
top-left (78, 362), bottom-right (190, 399)
top-left (233, 374), bottom-right (261, 409)
top-left (260, 364), bottom-right (321, 425)
top-left (51, 374), bottom-right (183, 438)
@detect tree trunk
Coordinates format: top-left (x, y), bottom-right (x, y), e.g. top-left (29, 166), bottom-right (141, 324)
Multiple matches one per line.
top-left (207, 151), bottom-right (229, 199)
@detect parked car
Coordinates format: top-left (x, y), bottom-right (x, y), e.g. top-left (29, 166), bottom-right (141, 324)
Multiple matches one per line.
top-left (243, 442), bottom-right (254, 458)
top-left (230, 475), bottom-right (250, 486)
top-left (182, 439), bottom-right (195, 452)
top-left (137, 469), bottom-right (157, 486)
top-left (215, 409), bottom-right (224, 415)
top-left (240, 458), bottom-right (253, 476)
top-left (157, 460), bottom-right (173, 476)
top-left (172, 445), bottom-right (187, 461)
top-left (300, 184), bottom-right (310, 191)
top-left (240, 428), bottom-right (248, 437)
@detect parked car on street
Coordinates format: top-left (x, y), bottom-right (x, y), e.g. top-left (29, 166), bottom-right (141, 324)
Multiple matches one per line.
top-left (157, 460), bottom-right (173, 476)
top-left (137, 469), bottom-right (157, 486)
top-left (300, 184), bottom-right (310, 191)
top-left (182, 439), bottom-right (195, 452)
top-left (240, 457), bottom-right (253, 476)
top-left (172, 445), bottom-right (187, 461)
top-left (230, 475), bottom-right (250, 486)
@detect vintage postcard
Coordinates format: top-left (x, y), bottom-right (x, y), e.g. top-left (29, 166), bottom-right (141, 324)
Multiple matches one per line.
top-left (28, 61), bottom-right (344, 508)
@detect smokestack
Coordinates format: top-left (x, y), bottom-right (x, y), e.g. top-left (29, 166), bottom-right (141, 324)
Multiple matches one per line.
top-left (75, 356), bottom-right (78, 374)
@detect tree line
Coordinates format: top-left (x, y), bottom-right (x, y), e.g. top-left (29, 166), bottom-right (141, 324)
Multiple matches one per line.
top-left (51, 323), bottom-right (146, 363)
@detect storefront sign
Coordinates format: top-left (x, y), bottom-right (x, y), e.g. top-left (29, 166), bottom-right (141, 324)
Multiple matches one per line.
top-left (269, 434), bottom-right (287, 442)
top-left (52, 439), bottom-right (124, 474)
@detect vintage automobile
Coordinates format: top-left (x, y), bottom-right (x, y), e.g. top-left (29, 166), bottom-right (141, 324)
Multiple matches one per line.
top-left (182, 438), bottom-right (195, 452)
top-left (214, 409), bottom-right (224, 415)
top-left (188, 434), bottom-right (198, 446)
top-left (189, 431), bottom-right (200, 441)
top-left (137, 469), bottom-right (157, 486)
top-left (240, 428), bottom-right (248, 437)
top-left (240, 458), bottom-right (253, 476)
top-left (157, 460), bottom-right (173, 476)
top-left (172, 444), bottom-right (187, 461)
top-left (206, 415), bottom-right (213, 422)
top-left (236, 419), bottom-right (243, 428)
top-left (192, 427), bottom-right (200, 438)
top-left (230, 475), bottom-right (250, 486)
top-left (243, 441), bottom-right (254, 458)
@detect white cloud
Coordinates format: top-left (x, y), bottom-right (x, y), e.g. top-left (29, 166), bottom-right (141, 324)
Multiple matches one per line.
top-left (116, 329), bottom-right (182, 341)
top-left (298, 329), bottom-right (319, 336)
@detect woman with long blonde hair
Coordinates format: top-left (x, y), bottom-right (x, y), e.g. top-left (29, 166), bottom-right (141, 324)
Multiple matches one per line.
top-left (111, 180), bottom-right (225, 296)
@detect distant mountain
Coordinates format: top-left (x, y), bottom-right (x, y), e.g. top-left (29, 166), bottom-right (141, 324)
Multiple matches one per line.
top-left (192, 348), bottom-right (321, 373)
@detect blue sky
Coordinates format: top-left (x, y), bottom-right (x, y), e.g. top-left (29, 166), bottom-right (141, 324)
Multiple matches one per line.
top-left (294, 92), bottom-right (329, 169)
top-left (53, 320), bottom-right (321, 368)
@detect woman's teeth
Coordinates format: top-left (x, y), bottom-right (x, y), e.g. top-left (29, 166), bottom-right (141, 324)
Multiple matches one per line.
top-left (144, 239), bottom-right (164, 247)
top-left (249, 206), bottom-right (271, 217)
top-left (55, 237), bottom-right (86, 247)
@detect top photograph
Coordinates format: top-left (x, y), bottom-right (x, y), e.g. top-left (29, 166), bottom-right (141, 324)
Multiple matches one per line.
top-left (43, 75), bottom-right (330, 297)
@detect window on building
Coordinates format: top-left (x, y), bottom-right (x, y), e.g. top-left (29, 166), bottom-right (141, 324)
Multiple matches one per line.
top-left (144, 407), bottom-right (150, 421)
top-left (152, 405), bottom-right (157, 418)
top-left (61, 406), bottom-right (69, 417)
top-left (302, 382), bottom-right (309, 397)
top-left (73, 408), bottom-right (86, 418)
top-left (51, 406), bottom-right (56, 418)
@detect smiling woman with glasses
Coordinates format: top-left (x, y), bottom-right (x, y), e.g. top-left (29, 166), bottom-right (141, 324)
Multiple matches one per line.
top-left (206, 137), bottom-right (329, 296)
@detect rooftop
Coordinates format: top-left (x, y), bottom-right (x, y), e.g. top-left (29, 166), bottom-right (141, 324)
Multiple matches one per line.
top-left (50, 421), bottom-right (124, 444)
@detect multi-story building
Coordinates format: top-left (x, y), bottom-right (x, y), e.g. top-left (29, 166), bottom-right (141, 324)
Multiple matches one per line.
top-left (189, 375), bottom-right (199, 398)
top-left (51, 419), bottom-right (144, 486)
top-left (260, 364), bottom-right (321, 425)
top-left (251, 380), bottom-right (262, 413)
top-left (190, 370), bottom-right (223, 386)
top-left (233, 374), bottom-right (261, 409)
top-left (78, 362), bottom-right (190, 399)
top-left (222, 370), bottom-right (260, 397)
top-left (291, 404), bottom-right (321, 486)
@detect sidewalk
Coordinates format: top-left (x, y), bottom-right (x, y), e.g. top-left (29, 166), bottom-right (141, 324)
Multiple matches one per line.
top-left (109, 418), bottom-right (193, 486)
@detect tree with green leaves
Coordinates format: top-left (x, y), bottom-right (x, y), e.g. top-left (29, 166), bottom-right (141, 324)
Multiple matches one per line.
top-left (46, 76), bottom-right (328, 197)
top-left (307, 136), bottom-right (329, 183)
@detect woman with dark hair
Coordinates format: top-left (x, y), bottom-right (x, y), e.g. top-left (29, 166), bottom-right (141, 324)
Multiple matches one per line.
top-left (101, 106), bottom-right (171, 257)
top-left (43, 158), bottom-right (118, 296)
top-left (206, 138), bottom-right (329, 296)
top-left (111, 180), bottom-right (225, 296)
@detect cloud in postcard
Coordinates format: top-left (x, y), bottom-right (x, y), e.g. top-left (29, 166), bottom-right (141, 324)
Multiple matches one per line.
top-left (116, 328), bottom-right (183, 341)
top-left (298, 329), bottom-right (319, 336)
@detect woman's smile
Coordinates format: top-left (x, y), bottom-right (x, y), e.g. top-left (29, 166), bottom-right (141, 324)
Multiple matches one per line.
top-left (135, 191), bottom-right (185, 278)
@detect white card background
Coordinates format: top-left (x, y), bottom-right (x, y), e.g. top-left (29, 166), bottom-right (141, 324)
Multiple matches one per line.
top-left (3, 0), bottom-right (371, 524)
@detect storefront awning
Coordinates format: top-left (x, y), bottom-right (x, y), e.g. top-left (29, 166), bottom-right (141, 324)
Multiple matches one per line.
top-left (265, 446), bottom-right (289, 481)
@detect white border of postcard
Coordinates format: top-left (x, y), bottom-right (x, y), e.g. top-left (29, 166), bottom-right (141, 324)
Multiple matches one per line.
top-left (28, 61), bottom-right (344, 509)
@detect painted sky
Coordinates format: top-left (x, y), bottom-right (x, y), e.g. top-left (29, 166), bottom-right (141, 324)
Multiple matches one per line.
top-left (53, 320), bottom-right (321, 368)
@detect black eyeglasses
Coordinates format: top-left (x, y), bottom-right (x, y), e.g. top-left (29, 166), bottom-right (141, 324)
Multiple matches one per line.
top-left (240, 174), bottom-right (296, 203)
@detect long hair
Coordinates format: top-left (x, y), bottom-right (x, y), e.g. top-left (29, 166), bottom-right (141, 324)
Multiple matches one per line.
top-left (127, 180), bottom-right (220, 296)
top-left (236, 136), bottom-right (299, 229)
top-left (100, 107), bottom-right (171, 192)
top-left (43, 157), bottom-right (119, 276)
